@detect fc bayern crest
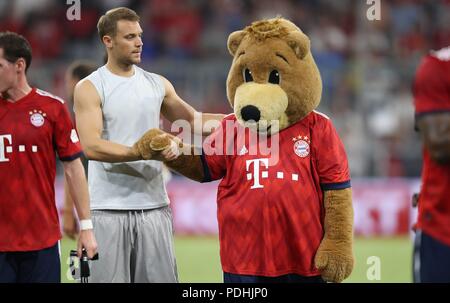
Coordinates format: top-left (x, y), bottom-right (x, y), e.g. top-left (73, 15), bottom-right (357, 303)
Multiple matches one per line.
top-left (294, 139), bottom-right (310, 158)
top-left (29, 110), bottom-right (46, 127)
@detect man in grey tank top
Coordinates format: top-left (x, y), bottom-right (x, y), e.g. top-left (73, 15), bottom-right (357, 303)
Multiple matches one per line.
top-left (73, 7), bottom-right (224, 283)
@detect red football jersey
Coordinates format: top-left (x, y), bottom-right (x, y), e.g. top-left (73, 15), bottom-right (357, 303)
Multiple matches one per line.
top-left (0, 88), bottom-right (82, 251)
top-left (202, 112), bottom-right (351, 277)
top-left (413, 47), bottom-right (450, 246)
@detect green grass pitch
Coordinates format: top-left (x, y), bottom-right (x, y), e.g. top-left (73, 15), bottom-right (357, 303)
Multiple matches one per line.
top-left (61, 236), bottom-right (413, 283)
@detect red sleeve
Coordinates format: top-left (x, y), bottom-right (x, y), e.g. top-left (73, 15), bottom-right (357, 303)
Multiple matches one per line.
top-left (53, 102), bottom-right (83, 161)
top-left (413, 54), bottom-right (450, 115)
top-left (201, 117), bottom-right (230, 181)
top-left (314, 118), bottom-right (351, 190)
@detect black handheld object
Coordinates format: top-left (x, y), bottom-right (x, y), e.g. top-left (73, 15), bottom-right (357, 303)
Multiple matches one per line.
top-left (69, 249), bottom-right (99, 283)
top-left (412, 192), bottom-right (420, 208)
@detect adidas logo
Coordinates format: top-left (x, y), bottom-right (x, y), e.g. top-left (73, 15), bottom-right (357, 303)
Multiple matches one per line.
top-left (238, 146), bottom-right (248, 156)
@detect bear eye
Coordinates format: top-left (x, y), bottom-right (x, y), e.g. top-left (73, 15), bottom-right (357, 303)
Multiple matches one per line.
top-left (243, 68), bottom-right (253, 82)
top-left (268, 70), bottom-right (280, 84)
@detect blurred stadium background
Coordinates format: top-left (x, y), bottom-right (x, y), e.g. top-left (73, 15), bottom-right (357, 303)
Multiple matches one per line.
top-left (2, 0), bottom-right (449, 282)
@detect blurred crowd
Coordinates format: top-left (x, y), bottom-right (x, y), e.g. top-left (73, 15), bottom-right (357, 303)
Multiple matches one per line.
top-left (1, 0), bottom-right (449, 177)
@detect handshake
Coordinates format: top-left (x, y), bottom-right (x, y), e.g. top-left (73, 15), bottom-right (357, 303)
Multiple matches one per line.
top-left (132, 128), bottom-right (207, 183)
top-left (132, 128), bottom-right (185, 162)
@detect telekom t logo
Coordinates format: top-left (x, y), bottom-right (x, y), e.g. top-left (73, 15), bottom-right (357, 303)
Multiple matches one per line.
top-left (246, 158), bottom-right (269, 189)
top-left (0, 134), bottom-right (12, 162)
top-left (245, 157), bottom-right (300, 189)
top-left (0, 134), bottom-right (38, 162)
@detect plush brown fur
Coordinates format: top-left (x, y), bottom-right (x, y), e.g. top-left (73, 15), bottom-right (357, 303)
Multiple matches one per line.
top-left (226, 18), bottom-right (322, 128)
top-left (134, 128), bottom-right (177, 159)
top-left (315, 188), bottom-right (354, 282)
top-left (134, 17), bottom-right (354, 282)
top-left (133, 128), bottom-right (205, 182)
top-left (165, 150), bottom-right (205, 182)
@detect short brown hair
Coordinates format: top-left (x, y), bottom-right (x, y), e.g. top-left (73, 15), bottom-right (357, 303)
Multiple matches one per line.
top-left (67, 60), bottom-right (97, 81)
top-left (97, 7), bottom-right (140, 41)
top-left (0, 31), bottom-right (32, 72)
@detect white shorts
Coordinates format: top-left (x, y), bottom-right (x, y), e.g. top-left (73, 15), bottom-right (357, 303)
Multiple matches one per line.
top-left (89, 207), bottom-right (178, 283)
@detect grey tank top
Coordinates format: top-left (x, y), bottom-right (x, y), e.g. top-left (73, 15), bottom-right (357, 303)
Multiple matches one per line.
top-left (84, 65), bottom-right (169, 210)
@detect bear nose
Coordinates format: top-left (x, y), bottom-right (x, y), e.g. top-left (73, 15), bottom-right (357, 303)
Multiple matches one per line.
top-left (241, 105), bottom-right (261, 122)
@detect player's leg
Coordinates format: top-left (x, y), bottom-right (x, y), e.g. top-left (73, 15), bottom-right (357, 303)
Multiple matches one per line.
top-left (16, 242), bottom-right (60, 283)
top-left (223, 272), bottom-right (325, 283)
top-left (223, 272), bottom-right (262, 283)
top-left (283, 274), bottom-right (325, 283)
top-left (0, 252), bottom-right (19, 283)
top-left (133, 206), bottom-right (178, 283)
top-left (415, 229), bottom-right (450, 282)
top-left (89, 210), bottom-right (132, 283)
top-left (412, 229), bottom-right (422, 283)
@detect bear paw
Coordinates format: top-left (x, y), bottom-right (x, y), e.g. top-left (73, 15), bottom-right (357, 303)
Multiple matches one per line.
top-left (134, 128), bottom-right (180, 160)
top-left (314, 239), bottom-right (354, 283)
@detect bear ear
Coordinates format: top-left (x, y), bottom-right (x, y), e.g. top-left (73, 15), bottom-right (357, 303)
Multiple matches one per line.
top-left (227, 30), bottom-right (246, 57)
top-left (286, 31), bottom-right (310, 60)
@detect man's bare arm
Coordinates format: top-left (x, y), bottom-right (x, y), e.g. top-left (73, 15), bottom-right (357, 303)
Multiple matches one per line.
top-left (62, 158), bottom-right (97, 258)
top-left (160, 76), bottom-right (225, 136)
top-left (63, 159), bottom-right (92, 221)
top-left (417, 112), bottom-right (450, 164)
top-left (62, 177), bottom-right (78, 239)
top-left (74, 79), bottom-right (141, 162)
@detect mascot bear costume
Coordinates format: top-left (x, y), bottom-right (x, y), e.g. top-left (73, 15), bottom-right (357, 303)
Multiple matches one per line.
top-left (134, 17), bottom-right (354, 283)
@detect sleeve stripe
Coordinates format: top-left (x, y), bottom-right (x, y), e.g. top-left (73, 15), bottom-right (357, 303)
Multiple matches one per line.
top-left (59, 151), bottom-right (84, 162)
top-left (200, 150), bottom-right (212, 183)
top-left (414, 110), bottom-right (450, 131)
top-left (35, 88), bottom-right (65, 104)
top-left (321, 180), bottom-right (351, 190)
top-left (415, 109), bottom-right (450, 118)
